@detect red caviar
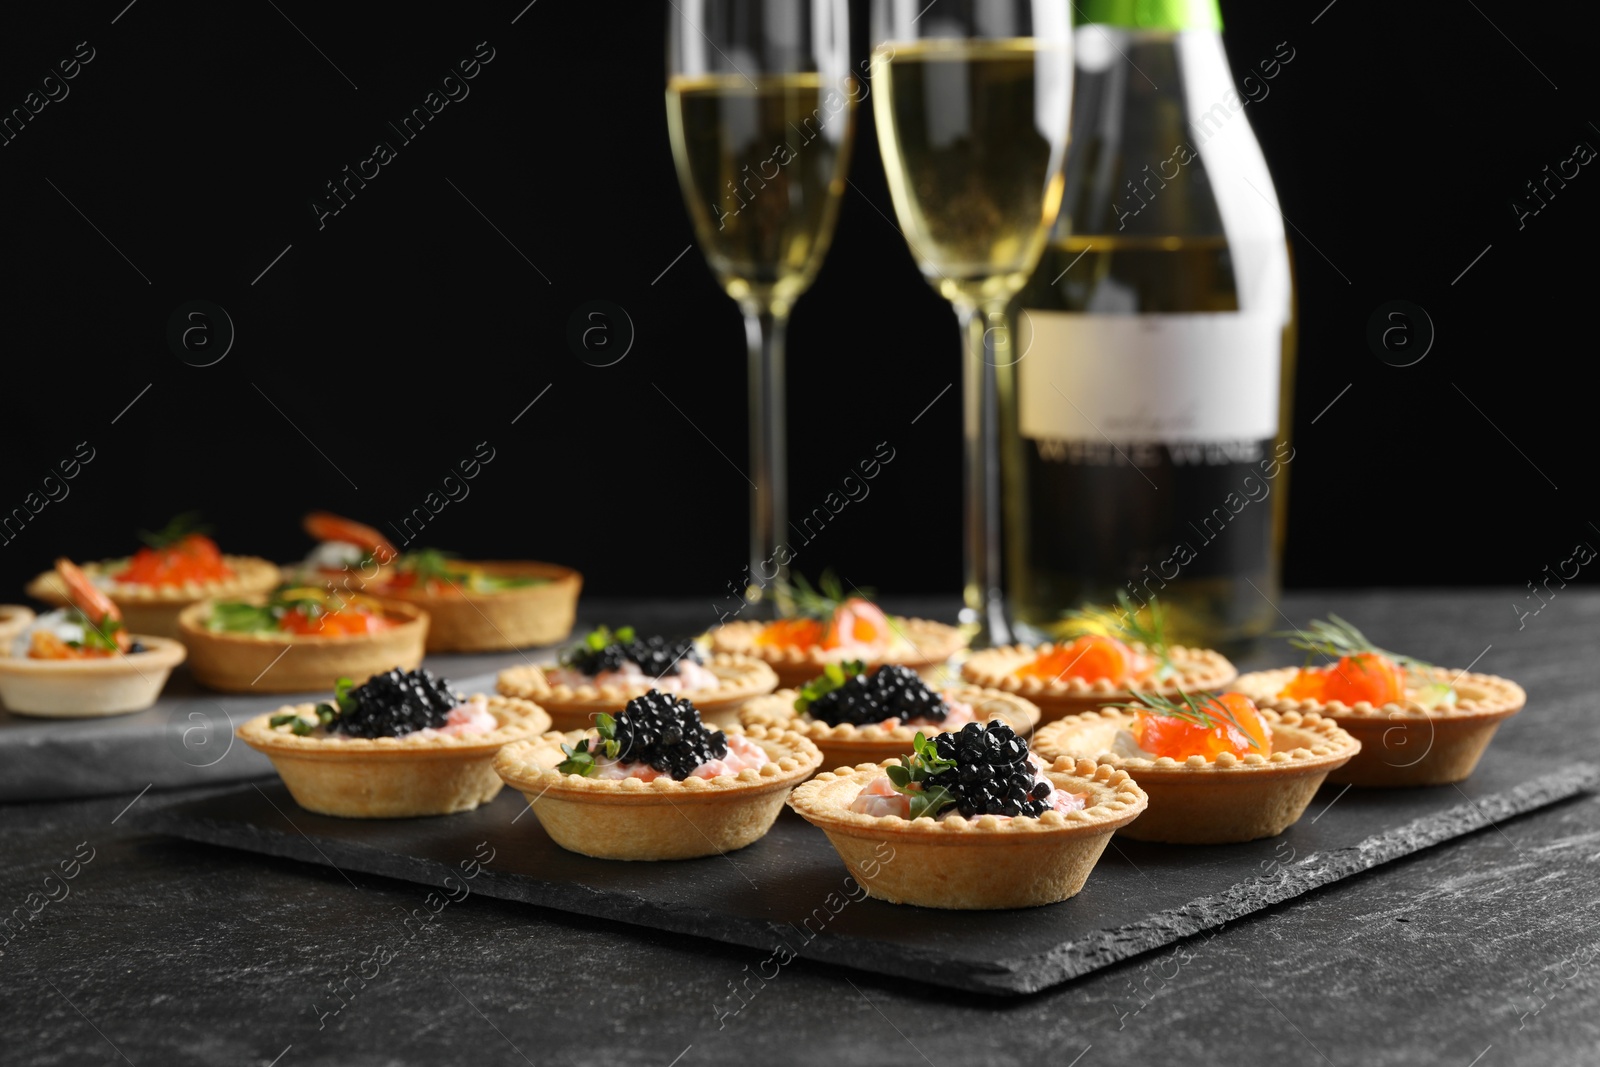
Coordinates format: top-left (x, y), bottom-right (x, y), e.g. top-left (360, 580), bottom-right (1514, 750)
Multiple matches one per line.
top-left (277, 604), bottom-right (396, 636)
top-left (1279, 652), bottom-right (1405, 706)
top-left (1015, 634), bottom-right (1147, 685)
top-left (1134, 692), bottom-right (1269, 760)
top-left (757, 598), bottom-right (891, 651)
top-left (114, 534), bottom-right (234, 585)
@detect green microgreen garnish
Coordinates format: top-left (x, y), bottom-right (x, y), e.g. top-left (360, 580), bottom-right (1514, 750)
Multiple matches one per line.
top-left (556, 712), bottom-right (620, 776)
top-left (559, 626), bottom-right (636, 669)
top-left (1060, 591), bottom-right (1177, 680)
top-left (268, 678), bottom-right (357, 735)
top-left (138, 512), bottom-right (212, 550)
top-left (794, 660), bottom-right (865, 715)
top-left (67, 610), bottom-right (124, 654)
top-left (1117, 689), bottom-right (1265, 751)
top-left (1274, 615), bottom-right (1433, 672)
top-left (393, 549), bottom-right (544, 594)
top-left (882, 732), bottom-right (958, 820)
top-left (206, 584), bottom-right (346, 634)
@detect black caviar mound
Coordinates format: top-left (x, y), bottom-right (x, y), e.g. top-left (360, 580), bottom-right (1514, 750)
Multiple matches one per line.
top-left (566, 629), bottom-right (702, 679)
top-left (807, 664), bottom-right (948, 727)
top-left (611, 690), bottom-right (728, 780)
top-left (326, 668), bottom-right (461, 739)
top-left (928, 721), bottom-right (1052, 818)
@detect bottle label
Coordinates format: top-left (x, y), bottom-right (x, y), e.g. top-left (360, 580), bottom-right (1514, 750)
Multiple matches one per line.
top-left (1018, 310), bottom-right (1280, 447)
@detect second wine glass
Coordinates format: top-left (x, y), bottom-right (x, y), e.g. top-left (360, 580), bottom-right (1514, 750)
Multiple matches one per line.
top-left (870, 0), bottom-right (1073, 645)
top-left (666, 0), bottom-right (856, 611)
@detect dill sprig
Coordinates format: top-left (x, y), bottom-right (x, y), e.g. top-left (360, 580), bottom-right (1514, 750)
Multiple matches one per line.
top-left (1275, 615), bottom-right (1433, 672)
top-left (1061, 591), bottom-right (1176, 680)
top-left (778, 569), bottom-right (874, 620)
top-left (1117, 689), bottom-right (1265, 751)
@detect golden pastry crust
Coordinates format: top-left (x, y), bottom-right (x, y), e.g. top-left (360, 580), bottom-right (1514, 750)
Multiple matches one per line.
top-left (496, 653), bottom-right (778, 731)
top-left (961, 642), bottom-right (1237, 722)
top-left (238, 694), bottom-right (551, 818)
top-left (176, 598), bottom-right (429, 693)
top-left (1032, 707), bottom-right (1361, 843)
top-left (0, 605), bottom-right (36, 653)
top-left (708, 617), bottom-right (968, 688)
top-left (0, 636), bottom-right (186, 717)
top-left (368, 561), bottom-right (581, 652)
top-left (738, 685), bottom-right (1042, 772)
top-left (494, 723), bottom-right (823, 860)
top-left (787, 757), bottom-right (1148, 909)
top-left (1232, 666), bottom-right (1526, 786)
top-left (26, 556), bottom-right (281, 640)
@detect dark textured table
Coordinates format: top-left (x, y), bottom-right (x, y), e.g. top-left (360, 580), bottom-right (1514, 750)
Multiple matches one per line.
top-left (3, 591), bottom-right (1598, 1067)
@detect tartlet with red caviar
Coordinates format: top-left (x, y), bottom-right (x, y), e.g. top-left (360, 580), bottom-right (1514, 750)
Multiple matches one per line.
top-left (495, 690), bottom-right (821, 860)
top-left (738, 660), bottom-right (1040, 772)
top-left (25, 516), bottom-right (277, 640)
top-left (497, 625), bottom-right (778, 731)
top-left (238, 668), bottom-right (550, 818)
top-left (1032, 689), bottom-right (1360, 844)
top-left (788, 722), bottom-right (1147, 909)
top-left (0, 559), bottom-right (185, 717)
top-left (962, 598), bottom-right (1235, 722)
top-left (177, 584), bottom-right (429, 693)
top-left (710, 575), bottom-right (965, 688)
top-left (1231, 616), bottom-right (1525, 787)
top-left (290, 512), bottom-right (580, 652)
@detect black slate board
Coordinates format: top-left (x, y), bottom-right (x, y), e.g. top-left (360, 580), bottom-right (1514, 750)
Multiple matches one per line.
top-left (139, 752), bottom-right (1597, 995)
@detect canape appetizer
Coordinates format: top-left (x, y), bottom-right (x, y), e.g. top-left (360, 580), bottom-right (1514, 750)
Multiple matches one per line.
top-left (709, 574), bottom-right (966, 688)
top-left (739, 660), bottom-right (1041, 773)
top-left (238, 667), bottom-right (550, 818)
top-left (1032, 689), bottom-right (1360, 843)
top-left (962, 597), bottom-right (1235, 722)
top-left (24, 515), bottom-right (278, 640)
top-left (0, 559), bottom-right (185, 717)
top-left (177, 584), bottom-right (429, 693)
top-left (1230, 617), bottom-right (1526, 787)
top-left (0, 605), bottom-right (35, 654)
top-left (293, 512), bottom-right (581, 652)
top-left (788, 722), bottom-right (1147, 909)
top-left (497, 625), bottom-right (778, 731)
top-left (495, 690), bottom-right (822, 860)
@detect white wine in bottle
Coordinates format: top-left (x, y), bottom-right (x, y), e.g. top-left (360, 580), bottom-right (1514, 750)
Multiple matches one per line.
top-left (1005, 0), bottom-right (1295, 651)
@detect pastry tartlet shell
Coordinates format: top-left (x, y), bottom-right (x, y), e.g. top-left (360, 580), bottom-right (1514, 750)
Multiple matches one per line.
top-left (738, 685), bottom-right (1042, 773)
top-left (708, 617), bottom-right (968, 688)
top-left (962, 641), bottom-right (1237, 722)
top-left (494, 723), bottom-right (822, 861)
top-left (788, 757), bottom-right (1147, 910)
top-left (370, 561), bottom-right (581, 653)
top-left (175, 598), bottom-right (429, 693)
top-left (26, 556), bottom-right (281, 640)
top-left (496, 654), bottom-right (779, 731)
top-left (1231, 666), bottom-right (1526, 787)
top-left (0, 605), bottom-right (36, 653)
top-left (238, 694), bottom-right (551, 818)
top-left (1032, 707), bottom-right (1361, 843)
top-left (0, 636), bottom-right (187, 718)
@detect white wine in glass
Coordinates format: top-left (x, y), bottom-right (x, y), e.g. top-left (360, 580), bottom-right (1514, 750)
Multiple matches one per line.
top-left (870, 2), bottom-right (1073, 645)
top-left (667, 3), bottom-right (855, 611)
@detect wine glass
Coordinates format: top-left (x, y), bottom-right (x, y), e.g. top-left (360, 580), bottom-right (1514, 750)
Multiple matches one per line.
top-left (667, 0), bottom-right (856, 611)
top-left (869, 0), bottom-right (1073, 646)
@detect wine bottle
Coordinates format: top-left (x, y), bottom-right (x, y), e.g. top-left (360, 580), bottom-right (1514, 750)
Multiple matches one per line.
top-left (1004, 0), bottom-right (1296, 651)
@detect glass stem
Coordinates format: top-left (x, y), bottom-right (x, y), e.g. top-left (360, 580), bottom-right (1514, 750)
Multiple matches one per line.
top-left (743, 306), bottom-right (789, 614)
top-left (957, 301), bottom-right (1012, 648)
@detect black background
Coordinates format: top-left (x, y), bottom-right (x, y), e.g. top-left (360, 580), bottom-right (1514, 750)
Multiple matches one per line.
top-left (0, 1), bottom-right (1591, 608)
